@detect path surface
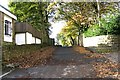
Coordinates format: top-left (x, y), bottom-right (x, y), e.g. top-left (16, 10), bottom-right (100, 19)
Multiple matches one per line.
top-left (104, 51), bottom-right (120, 64)
top-left (2, 47), bottom-right (107, 78)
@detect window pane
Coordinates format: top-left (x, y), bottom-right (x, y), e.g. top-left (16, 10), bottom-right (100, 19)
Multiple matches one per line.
top-left (5, 22), bottom-right (8, 35)
top-left (5, 20), bottom-right (12, 36)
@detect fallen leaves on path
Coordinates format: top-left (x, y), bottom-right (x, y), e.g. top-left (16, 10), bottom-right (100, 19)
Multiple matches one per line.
top-left (9, 46), bottom-right (55, 68)
top-left (93, 61), bottom-right (119, 78)
top-left (74, 46), bottom-right (91, 53)
top-left (74, 46), bottom-right (104, 58)
top-left (73, 46), bottom-right (119, 79)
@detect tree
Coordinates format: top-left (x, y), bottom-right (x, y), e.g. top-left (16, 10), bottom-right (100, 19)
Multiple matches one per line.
top-left (49, 2), bottom-right (118, 46)
top-left (57, 33), bottom-right (71, 46)
top-left (60, 21), bottom-right (78, 46)
top-left (84, 12), bottom-right (120, 37)
top-left (9, 2), bottom-right (51, 44)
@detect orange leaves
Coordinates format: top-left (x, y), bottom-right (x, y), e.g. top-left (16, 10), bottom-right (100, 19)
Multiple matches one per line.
top-left (71, 13), bottom-right (94, 27)
top-left (74, 46), bottom-right (91, 54)
top-left (85, 53), bottom-right (104, 58)
top-left (72, 13), bottom-right (83, 22)
top-left (72, 13), bottom-right (87, 25)
top-left (93, 61), bottom-right (119, 78)
top-left (9, 47), bottom-right (55, 68)
top-left (73, 46), bottom-right (104, 58)
top-left (73, 46), bottom-right (119, 78)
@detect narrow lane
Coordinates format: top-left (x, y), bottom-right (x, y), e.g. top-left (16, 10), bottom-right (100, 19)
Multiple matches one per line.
top-left (2, 47), bottom-right (97, 78)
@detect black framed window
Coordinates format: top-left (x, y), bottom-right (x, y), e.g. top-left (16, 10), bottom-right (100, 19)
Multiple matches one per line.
top-left (5, 20), bottom-right (12, 36)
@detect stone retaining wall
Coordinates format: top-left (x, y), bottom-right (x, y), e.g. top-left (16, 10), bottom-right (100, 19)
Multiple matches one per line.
top-left (83, 35), bottom-right (120, 48)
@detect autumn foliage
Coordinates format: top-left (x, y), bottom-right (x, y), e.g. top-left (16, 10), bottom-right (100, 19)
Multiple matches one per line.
top-left (74, 46), bottom-right (119, 78)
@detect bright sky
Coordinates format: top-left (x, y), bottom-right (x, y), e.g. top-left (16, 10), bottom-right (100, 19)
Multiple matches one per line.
top-left (49, 21), bottom-right (66, 39)
top-left (0, 0), bottom-right (9, 9)
top-left (0, 1), bottom-right (66, 42)
top-left (49, 21), bottom-right (66, 45)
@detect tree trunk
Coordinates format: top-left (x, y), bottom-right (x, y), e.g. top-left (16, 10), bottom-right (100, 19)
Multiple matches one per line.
top-left (70, 36), bottom-right (75, 46)
top-left (118, 2), bottom-right (120, 12)
top-left (38, 2), bottom-right (44, 44)
top-left (96, 0), bottom-right (100, 27)
top-left (80, 34), bottom-right (84, 46)
top-left (78, 29), bottom-right (80, 46)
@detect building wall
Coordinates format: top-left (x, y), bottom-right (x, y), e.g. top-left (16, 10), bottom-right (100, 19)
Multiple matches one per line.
top-left (15, 33), bottom-right (26, 45)
top-left (0, 12), bottom-right (5, 45)
top-left (0, 5), bottom-right (17, 45)
top-left (3, 14), bottom-right (13, 42)
top-left (0, 11), bottom-right (3, 74)
top-left (32, 37), bottom-right (36, 44)
top-left (26, 32), bottom-right (32, 44)
top-left (15, 32), bottom-right (41, 45)
top-left (12, 19), bottom-right (15, 44)
top-left (0, 5), bottom-right (17, 20)
top-left (0, 11), bottom-right (3, 46)
top-left (83, 35), bottom-right (120, 48)
top-left (36, 38), bottom-right (41, 44)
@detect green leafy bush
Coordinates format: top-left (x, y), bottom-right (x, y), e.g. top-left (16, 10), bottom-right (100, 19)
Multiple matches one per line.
top-left (84, 14), bottom-right (120, 37)
top-left (84, 24), bottom-right (107, 37)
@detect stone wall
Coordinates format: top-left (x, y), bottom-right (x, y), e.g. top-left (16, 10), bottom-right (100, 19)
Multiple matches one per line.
top-left (83, 35), bottom-right (120, 48)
